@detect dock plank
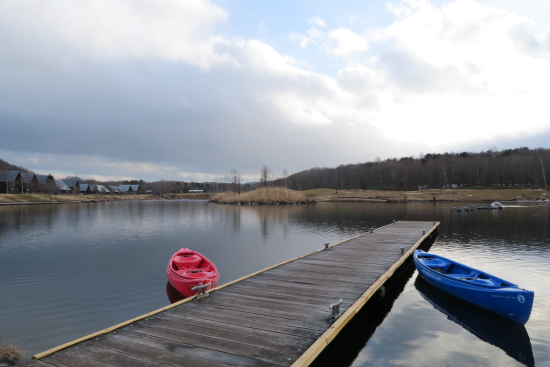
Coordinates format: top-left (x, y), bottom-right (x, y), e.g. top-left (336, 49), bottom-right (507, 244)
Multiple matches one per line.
top-left (198, 291), bottom-right (332, 313)
top-left (157, 311), bottom-right (321, 339)
top-left (62, 344), bottom-right (166, 367)
top-left (141, 316), bottom-right (315, 355)
top-left (224, 285), bottom-right (357, 305)
top-left (95, 333), bottom-right (247, 367)
top-left (168, 303), bottom-right (328, 331)
top-left (110, 331), bottom-right (280, 367)
top-left (127, 323), bottom-right (297, 365)
top-left (18, 360), bottom-right (58, 367)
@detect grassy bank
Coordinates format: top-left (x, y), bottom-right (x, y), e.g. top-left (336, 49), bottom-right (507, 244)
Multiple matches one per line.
top-left (0, 193), bottom-right (159, 204)
top-left (211, 187), bottom-right (309, 204)
top-left (0, 193), bottom-right (210, 205)
top-left (162, 193), bottom-right (210, 200)
top-left (303, 188), bottom-right (549, 202)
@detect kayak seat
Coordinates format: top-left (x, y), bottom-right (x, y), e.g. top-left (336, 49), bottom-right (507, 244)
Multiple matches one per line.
top-left (173, 254), bottom-right (202, 270)
top-left (419, 257), bottom-right (448, 270)
top-left (470, 278), bottom-right (498, 286)
top-left (177, 268), bottom-right (215, 278)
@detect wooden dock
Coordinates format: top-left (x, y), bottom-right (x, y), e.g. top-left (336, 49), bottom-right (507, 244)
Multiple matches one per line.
top-left (30, 221), bottom-right (439, 367)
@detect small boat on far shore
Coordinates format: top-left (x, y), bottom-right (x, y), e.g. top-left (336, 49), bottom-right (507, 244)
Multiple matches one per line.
top-left (413, 250), bottom-right (534, 325)
top-left (491, 202), bottom-right (504, 209)
top-left (166, 248), bottom-right (219, 298)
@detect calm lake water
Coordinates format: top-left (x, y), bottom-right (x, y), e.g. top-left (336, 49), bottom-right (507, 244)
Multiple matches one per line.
top-left (0, 200), bottom-right (549, 366)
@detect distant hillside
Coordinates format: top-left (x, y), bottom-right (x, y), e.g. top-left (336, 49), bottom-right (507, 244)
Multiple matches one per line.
top-left (276, 147), bottom-right (550, 191)
top-left (0, 158), bottom-right (32, 173)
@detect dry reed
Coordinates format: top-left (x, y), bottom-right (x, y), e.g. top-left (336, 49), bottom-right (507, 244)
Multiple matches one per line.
top-left (0, 344), bottom-right (24, 365)
top-left (211, 187), bottom-right (309, 204)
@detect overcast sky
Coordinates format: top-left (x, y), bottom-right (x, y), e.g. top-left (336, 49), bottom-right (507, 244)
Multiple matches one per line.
top-left (1, 0), bottom-right (550, 182)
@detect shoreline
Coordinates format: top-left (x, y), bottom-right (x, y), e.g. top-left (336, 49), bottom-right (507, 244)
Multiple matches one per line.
top-left (0, 188), bottom-right (548, 206)
top-left (304, 188), bottom-right (549, 203)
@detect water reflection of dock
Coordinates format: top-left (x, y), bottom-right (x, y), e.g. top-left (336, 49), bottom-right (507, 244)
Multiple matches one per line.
top-left (415, 276), bottom-right (534, 367)
top-left (32, 221), bottom-right (439, 367)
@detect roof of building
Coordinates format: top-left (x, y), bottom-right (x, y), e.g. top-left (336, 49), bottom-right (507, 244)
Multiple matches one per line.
top-left (21, 173), bottom-right (37, 184)
top-left (0, 170), bottom-right (21, 183)
top-left (119, 185), bottom-right (131, 192)
top-left (117, 184), bottom-right (141, 192)
top-left (54, 178), bottom-right (71, 191)
top-left (96, 185), bottom-right (110, 193)
top-left (109, 186), bottom-right (121, 193)
top-left (80, 184), bottom-right (89, 191)
top-left (62, 179), bottom-right (80, 188)
top-left (35, 174), bottom-right (54, 184)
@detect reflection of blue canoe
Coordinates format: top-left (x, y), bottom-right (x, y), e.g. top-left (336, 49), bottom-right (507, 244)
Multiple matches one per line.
top-left (415, 276), bottom-right (534, 367)
top-left (413, 250), bottom-right (534, 325)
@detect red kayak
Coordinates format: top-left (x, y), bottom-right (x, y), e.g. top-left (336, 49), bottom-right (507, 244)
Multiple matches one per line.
top-left (166, 248), bottom-right (219, 298)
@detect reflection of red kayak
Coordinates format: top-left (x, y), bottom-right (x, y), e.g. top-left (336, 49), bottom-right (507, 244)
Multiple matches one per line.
top-left (165, 281), bottom-right (185, 304)
top-left (166, 248), bottom-right (219, 298)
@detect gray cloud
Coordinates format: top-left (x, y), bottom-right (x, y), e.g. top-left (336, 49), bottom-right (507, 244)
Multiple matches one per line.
top-left (456, 126), bottom-right (550, 154)
top-left (0, 36), bottom-right (408, 179)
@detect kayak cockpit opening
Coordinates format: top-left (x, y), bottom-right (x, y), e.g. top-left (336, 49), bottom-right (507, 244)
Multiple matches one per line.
top-left (445, 263), bottom-right (471, 275)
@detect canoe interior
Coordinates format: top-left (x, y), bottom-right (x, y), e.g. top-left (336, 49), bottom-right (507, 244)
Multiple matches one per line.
top-left (171, 249), bottom-right (216, 276)
top-left (416, 254), bottom-right (516, 288)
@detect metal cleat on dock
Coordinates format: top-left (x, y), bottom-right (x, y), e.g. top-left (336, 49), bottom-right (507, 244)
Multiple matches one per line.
top-left (192, 281), bottom-right (211, 300)
top-left (329, 298), bottom-right (343, 322)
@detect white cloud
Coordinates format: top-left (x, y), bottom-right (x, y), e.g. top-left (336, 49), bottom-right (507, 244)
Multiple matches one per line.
top-left (386, 0), bottom-right (429, 17)
top-left (286, 0), bottom-right (550, 149)
top-left (310, 16), bottom-right (326, 27)
top-left (291, 26), bottom-right (369, 58)
top-left (178, 172), bottom-right (219, 182)
top-left (329, 28), bottom-right (369, 56)
top-left (363, 0), bottom-right (550, 144)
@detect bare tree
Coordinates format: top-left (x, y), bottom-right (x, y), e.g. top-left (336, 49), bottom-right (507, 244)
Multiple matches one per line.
top-left (260, 164), bottom-right (271, 187)
top-left (537, 149), bottom-right (548, 188)
top-left (44, 180), bottom-right (58, 201)
top-left (283, 169), bottom-right (289, 199)
top-left (230, 169), bottom-right (241, 195)
top-left (1, 171), bottom-right (8, 194)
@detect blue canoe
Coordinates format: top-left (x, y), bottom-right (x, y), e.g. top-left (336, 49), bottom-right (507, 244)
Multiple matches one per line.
top-left (413, 250), bottom-right (534, 325)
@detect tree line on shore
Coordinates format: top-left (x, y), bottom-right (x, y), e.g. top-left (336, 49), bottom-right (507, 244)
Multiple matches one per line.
top-left (3, 146), bottom-right (549, 196)
top-left (273, 147), bottom-right (549, 192)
